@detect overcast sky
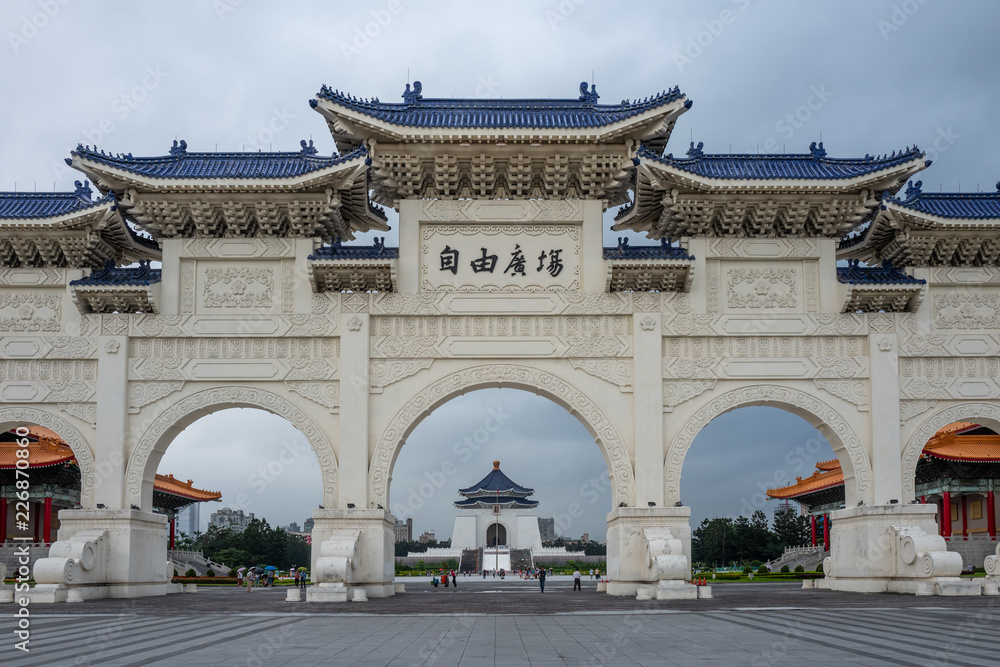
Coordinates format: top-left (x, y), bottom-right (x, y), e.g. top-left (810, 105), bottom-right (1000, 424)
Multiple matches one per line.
top-left (6, 1), bottom-right (997, 537)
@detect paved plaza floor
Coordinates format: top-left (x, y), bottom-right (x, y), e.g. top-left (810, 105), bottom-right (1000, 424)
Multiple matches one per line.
top-left (2, 579), bottom-right (997, 666)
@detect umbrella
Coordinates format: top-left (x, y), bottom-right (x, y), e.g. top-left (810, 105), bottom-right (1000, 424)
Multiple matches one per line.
top-left (254, 566), bottom-right (265, 574)
top-left (236, 567), bottom-right (246, 573)
top-left (297, 567), bottom-right (308, 572)
top-left (264, 565), bottom-right (278, 571)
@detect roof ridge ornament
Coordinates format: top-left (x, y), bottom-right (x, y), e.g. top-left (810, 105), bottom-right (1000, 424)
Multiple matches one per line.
top-left (169, 139), bottom-right (187, 156)
top-left (402, 80), bottom-right (423, 104)
top-left (73, 180), bottom-right (92, 200)
top-left (809, 141), bottom-right (826, 157)
top-left (687, 141), bottom-right (704, 158)
top-left (578, 81), bottom-right (599, 104)
top-left (904, 179), bottom-right (923, 200)
top-left (299, 139), bottom-right (318, 155)
top-left (996, 181), bottom-right (1000, 192)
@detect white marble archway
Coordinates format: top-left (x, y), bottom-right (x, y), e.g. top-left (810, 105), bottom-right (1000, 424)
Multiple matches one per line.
top-left (664, 384), bottom-right (874, 507)
top-left (0, 406), bottom-right (98, 508)
top-left (368, 363), bottom-right (636, 510)
top-left (124, 385), bottom-right (338, 509)
top-left (901, 402), bottom-right (1000, 502)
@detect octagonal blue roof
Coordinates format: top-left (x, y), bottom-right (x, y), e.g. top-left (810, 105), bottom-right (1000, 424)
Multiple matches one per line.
top-left (639, 142), bottom-right (927, 181)
top-left (314, 81), bottom-right (687, 130)
top-left (455, 496), bottom-right (538, 508)
top-left (459, 461), bottom-right (533, 497)
top-left (70, 140), bottom-right (368, 181)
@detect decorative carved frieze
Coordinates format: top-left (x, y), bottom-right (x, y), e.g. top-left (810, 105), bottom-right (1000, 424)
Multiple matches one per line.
top-left (928, 267), bottom-right (1000, 285)
top-left (934, 292), bottom-right (1000, 329)
top-left (727, 267), bottom-right (798, 309)
top-left (569, 359), bottom-right (633, 392)
top-left (57, 403), bottom-right (97, 427)
top-left (813, 379), bottom-right (870, 410)
top-left (421, 199), bottom-right (583, 222)
top-left (284, 381), bottom-right (340, 412)
top-left (665, 336), bottom-right (867, 359)
top-left (708, 238), bottom-right (818, 258)
top-left (899, 400), bottom-right (937, 425)
top-left (0, 292), bottom-right (61, 332)
top-left (0, 360), bottom-right (96, 403)
top-left (662, 380), bottom-right (715, 410)
top-left (128, 381), bottom-right (185, 413)
top-left (128, 338), bottom-right (338, 381)
top-left (662, 313), bottom-right (869, 337)
top-left (181, 238), bottom-right (294, 258)
top-left (369, 359), bottom-right (433, 393)
top-left (341, 293), bottom-right (369, 313)
top-left (0, 268), bottom-right (68, 285)
top-left (370, 315), bottom-right (631, 359)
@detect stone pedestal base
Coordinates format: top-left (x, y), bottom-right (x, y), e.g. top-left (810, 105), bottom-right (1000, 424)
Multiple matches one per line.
top-left (0, 585), bottom-right (13, 603)
top-left (309, 508), bottom-right (394, 602)
top-left (697, 585), bottom-right (713, 599)
top-left (605, 507), bottom-right (691, 597)
top-left (815, 504), bottom-right (973, 596)
top-left (395, 583), bottom-right (406, 594)
top-left (596, 580), bottom-right (606, 592)
top-left (983, 577), bottom-right (998, 596)
top-left (286, 588), bottom-right (301, 602)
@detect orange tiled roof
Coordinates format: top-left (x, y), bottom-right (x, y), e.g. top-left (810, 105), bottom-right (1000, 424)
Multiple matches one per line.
top-left (3, 429), bottom-right (221, 501)
top-left (768, 422), bottom-right (1000, 499)
top-left (0, 430), bottom-right (75, 468)
top-left (767, 468), bottom-right (845, 499)
top-left (153, 473), bottom-right (222, 502)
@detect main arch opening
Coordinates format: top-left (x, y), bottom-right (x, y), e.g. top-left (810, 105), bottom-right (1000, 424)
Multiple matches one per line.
top-left (387, 386), bottom-right (615, 574)
top-left (681, 406), bottom-right (838, 570)
top-left (134, 391), bottom-right (330, 578)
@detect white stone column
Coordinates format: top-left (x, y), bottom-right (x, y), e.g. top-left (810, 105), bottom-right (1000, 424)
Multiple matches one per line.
top-left (396, 199), bottom-right (422, 293)
top-left (868, 331), bottom-right (903, 503)
top-left (633, 311), bottom-right (664, 507)
top-left (95, 332), bottom-right (129, 509)
top-left (338, 309), bottom-right (370, 508)
top-left (158, 239), bottom-right (182, 314)
top-left (580, 200), bottom-right (604, 292)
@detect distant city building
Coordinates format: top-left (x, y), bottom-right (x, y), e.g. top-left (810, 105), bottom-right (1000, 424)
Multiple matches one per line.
top-left (304, 517), bottom-right (314, 532)
top-left (580, 533), bottom-right (589, 544)
top-left (418, 531), bottom-right (435, 544)
top-left (394, 518), bottom-right (413, 542)
top-left (209, 507), bottom-right (254, 533)
top-left (176, 503), bottom-right (201, 537)
top-left (286, 521), bottom-right (301, 533)
top-left (537, 517), bottom-right (555, 542)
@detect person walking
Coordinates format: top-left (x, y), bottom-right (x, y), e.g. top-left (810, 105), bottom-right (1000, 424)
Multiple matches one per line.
top-left (538, 567), bottom-right (546, 593)
top-left (246, 570), bottom-right (253, 593)
top-left (442, 570), bottom-right (449, 587)
top-left (450, 569), bottom-right (457, 588)
top-left (589, 568), bottom-right (594, 580)
top-left (573, 569), bottom-right (582, 591)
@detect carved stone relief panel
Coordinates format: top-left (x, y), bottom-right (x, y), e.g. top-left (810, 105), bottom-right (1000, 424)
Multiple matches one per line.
top-left (725, 266), bottom-right (799, 310)
top-left (198, 262), bottom-right (277, 312)
top-left (181, 238), bottom-right (294, 258)
top-left (420, 224), bottom-right (581, 291)
top-left (0, 291), bottom-right (61, 332)
top-left (0, 360), bottom-right (96, 403)
top-left (569, 359), bottom-right (633, 391)
top-left (421, 199), bottom-right (583, 222)
top-left (934, 291), bottom-right (1000, 330)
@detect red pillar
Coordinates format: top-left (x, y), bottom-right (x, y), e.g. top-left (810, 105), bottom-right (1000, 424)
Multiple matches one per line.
top-left (823, 514), bottom-right (830, 552)
top-left (988, 491), bottom-right (996, 539)
top-left (810, 515), bottom-right (817, 547)
top-left (920, 495), bottom-right (926, 504)
top-left (43, 497), bottom-right (52, 545)
top-left (942, 491), bottom-right (952, 540)
top-left (169, 515), bottom-right (176, 551)
top-left (961, 495), bottom-right (969, 540)
top-left (0, 497), bottom-right (6, 543)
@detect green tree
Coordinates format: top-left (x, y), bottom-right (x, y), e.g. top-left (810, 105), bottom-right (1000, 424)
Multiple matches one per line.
top-left (773, 505), bottom-right (810, 549)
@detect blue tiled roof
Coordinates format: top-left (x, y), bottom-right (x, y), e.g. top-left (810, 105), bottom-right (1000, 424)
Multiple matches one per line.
top-left (455, 496), bottom-right (539, 507)
top-left (885, 180), bottom-right (1000, 219)
top-left (459, 466), bottom-right (533, 496)
top-left (70, 260), bottom-right (161, 286)
top-left (639, 142), bottom-right (927, 181)
top-left (70, 140), bottom-right (368, 180)
top-left (313, 81), bottom-right (687, 129)
top-left (309, 238), bottom-right (398, 260)
top-left (603, 237), bottom-right (693, 260)
top-left (0, 181), bottom-right (112, 219)
top-left (836, 260), bottom-right (925, 285)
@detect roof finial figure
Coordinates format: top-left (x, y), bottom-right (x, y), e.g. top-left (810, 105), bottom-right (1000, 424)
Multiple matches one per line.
top-left (169, 139), bottom-right (187, 156)
top-left (578, 81), bottom-right (599, 103)
top-left (809, 141), bottom-right (826, 157)
top-left (493, 460), bottom-right (500, 470)
top-left (905, 179), bottom-right (923, 199)
top-left (299, 139), bottom-right (317, 155)
top-left (402, 80), bottom-right (423, 103)
top-left (73, 180), bottom-right (92, 199)
top-left (687, 141), bottom-right (704, 158)
top-left (996, 181), bottom-right (1000, 192)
